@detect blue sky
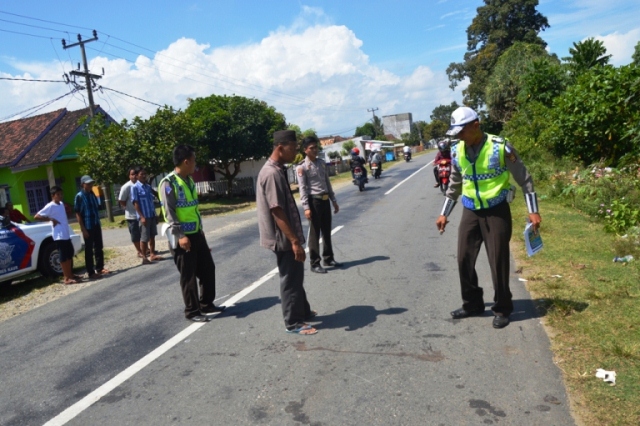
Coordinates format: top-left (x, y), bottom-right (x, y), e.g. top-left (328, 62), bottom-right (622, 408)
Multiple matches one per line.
top-left (1, 0), bottom-right (639, 135)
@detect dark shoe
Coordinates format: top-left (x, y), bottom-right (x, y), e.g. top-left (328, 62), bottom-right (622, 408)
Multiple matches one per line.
top-left (450, 307), bottom-right (484, 319)
top-left (305, 310), bottom-right (318, 320)
top-left (188, 315), bottom-right (211, 322)
top-left (201, 305), bottom-right (226, 316)
top-left (311, 265), bottom-right (327, 274)
top-left (492, 315), bottom-right (510, 329)
top-left (433, 183), bottom-right (440, 188)
top-left (323, 260), bottom-right (342, 268)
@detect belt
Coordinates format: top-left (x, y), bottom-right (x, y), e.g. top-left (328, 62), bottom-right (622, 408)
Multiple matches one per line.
top-left (311, 194), bottom-right (329, 200)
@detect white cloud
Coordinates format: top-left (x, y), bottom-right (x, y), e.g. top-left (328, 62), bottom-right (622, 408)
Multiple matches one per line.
top-left (594, 29), bottom-right (640, 65)
top-left (1, 18), bottom-right (462, 135)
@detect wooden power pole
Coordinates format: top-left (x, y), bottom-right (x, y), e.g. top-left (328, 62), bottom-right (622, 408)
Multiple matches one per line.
top-left (63, 31), bottom-right (114, 222)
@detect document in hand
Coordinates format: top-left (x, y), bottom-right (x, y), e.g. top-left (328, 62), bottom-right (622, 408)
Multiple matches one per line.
top-left (524, 222), bottom-right (543, 257)
top-left (160, 222), bottom-right (177, 249)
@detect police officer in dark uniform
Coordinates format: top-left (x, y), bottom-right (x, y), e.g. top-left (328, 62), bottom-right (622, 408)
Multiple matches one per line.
top-left (296, 135), bottom-right (341, 274)
top-left (436, 107), bottom-right (541, 329)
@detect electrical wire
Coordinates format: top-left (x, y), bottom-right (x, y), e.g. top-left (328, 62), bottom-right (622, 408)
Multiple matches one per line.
top-left (99, 86), bottom-right (163, 107)
top-left (0, 77), bottom-right (65, 83)
top-left (0, 88), bottom-right (79, 122)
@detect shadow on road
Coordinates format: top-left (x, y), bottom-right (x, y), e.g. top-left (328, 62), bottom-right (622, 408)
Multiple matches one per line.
top-left (337, 255), bottom-right (390, 269)
top-left (224, 296), bottom-right (280, 319)
top-left (314, 305), bottom-right (407, 331)
top-left (481, 298), bottom-right (589, 324)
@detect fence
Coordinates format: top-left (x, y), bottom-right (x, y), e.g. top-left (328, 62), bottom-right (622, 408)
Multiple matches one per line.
top-left (195, 176), bottom-right (255, 197)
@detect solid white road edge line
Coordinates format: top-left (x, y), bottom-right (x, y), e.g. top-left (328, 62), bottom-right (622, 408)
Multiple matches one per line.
top-left (44, 225), bottom-right (344, 426)
top-left (384, 161), bottom-right (433, 195)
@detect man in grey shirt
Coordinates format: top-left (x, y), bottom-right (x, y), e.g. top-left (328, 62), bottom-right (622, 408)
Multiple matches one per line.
top-left (296, 135), bottom-right (341, 274)
top-left (257, 130), bottom-right (317, 335)
top-left (118, 166), bottom-right (143, 258)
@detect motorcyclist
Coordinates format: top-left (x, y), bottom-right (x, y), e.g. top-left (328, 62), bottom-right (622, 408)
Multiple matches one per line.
top-left (433, 139), bottom-right (452, 188)
top-left (403, 145), bottom-right (411, 160)
top-left (369, 149), bottom-right (383, 173)
top-left (350, 148), bottom-right (368, 183)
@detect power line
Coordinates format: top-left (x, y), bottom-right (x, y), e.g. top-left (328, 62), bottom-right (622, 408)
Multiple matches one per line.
top-left (1, 11), bottom-right (363, 113)
top-left (99, 86), bottom-right (163, 107)
top-left (0, 77), bottom-right (65, 83)
top-left (0, 88), bottom-right (79, 122)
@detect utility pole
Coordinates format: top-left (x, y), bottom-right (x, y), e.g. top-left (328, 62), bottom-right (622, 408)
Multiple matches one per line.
top-left (63, 31), bottom-right (114, 222)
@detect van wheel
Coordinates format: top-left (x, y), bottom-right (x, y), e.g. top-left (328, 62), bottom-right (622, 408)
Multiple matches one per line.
top-left (39, 242), bottom-right (63, 277)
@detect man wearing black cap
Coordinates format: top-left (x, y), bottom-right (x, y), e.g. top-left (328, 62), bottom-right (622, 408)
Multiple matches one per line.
top-left (296, 135), bottom-right (341, 274)
top-left (75, 175), bottom-right (110, 279)
top-left (436, 107), bottom-right (541, 329)
top-left (256, 130), bottom-right (317, 335)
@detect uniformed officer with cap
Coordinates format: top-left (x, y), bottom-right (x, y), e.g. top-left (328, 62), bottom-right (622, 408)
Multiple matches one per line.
top-left (436, 107), bottom-right (541, 329)
top-left (297, 135), bottom-right (342, 274)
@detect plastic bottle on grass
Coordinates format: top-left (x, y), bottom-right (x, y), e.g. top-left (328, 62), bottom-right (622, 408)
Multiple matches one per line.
top-left (613, 255), bottom-right (634, 263)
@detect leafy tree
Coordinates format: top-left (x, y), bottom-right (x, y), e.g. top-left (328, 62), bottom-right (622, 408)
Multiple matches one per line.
top-left (372, 115), bottom-right (384, 138)
top-left (485, 42), bottom-right (550, 124)
top-left (341, 141), bottom-right (356, 157)
top-left (186, 95), bottom-right (287, 195)
top-left (80, 106), bottom-right (194, 185)
top-left (446, 0), bottom-right (549, 109)
top-left (423, 120), bottom-right (450, 141)
top-left (518, 56), bottom-right (568, 106)
top-left (633, 40), bottom-right (640, 66)
top-left (355, 122), bottom-right (376, 138)
top-left (547, 64), bottom-right (640, 166)
top-left (430, 102), bottom-right (460, 122)
top-left (563, 38), bottom-right (611, 77)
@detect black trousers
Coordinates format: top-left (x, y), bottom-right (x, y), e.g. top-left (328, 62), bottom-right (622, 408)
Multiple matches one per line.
top-left (457, 201), bottom-right (513, 316)
top-left (307, 198), bottom-right (334, 267)
top-left (171, 231), bottom-right (216, 319)
top-left (276, 250), bottom-right (311, 330)
top-left (433, 166), bottom-right (440, 184)
top-left (84, 226), bottom-right (104, 275)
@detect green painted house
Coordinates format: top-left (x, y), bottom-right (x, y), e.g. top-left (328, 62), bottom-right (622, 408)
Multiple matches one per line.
top-left (0, 106), bottom-right (114, 219)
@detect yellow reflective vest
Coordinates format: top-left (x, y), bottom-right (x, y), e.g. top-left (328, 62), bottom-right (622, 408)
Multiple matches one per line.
top-left (160, 172), bottom-right (201, 234)
top-left (453, 134), bottom-right (511, 210)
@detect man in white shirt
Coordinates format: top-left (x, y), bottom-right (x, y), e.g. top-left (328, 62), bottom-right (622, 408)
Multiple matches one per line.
top-left (35, 186), bottom-right (80, 284)
top-left (118, 166), bottom-right (143, 258)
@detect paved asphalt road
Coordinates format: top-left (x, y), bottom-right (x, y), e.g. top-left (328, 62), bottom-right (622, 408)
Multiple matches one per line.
top-left (0, 154), bottom-right (575, 426)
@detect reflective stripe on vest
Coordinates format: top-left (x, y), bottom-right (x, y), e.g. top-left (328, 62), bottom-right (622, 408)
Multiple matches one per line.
top-left (160, 172), bottom-right (201, 234)
top-left (455, 134), bottom-right (511, 210)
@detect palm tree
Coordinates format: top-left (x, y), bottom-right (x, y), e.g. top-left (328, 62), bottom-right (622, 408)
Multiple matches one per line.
top-left (563, 38), bottom-right (612, 76)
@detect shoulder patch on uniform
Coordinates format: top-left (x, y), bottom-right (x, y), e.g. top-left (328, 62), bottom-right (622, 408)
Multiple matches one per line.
top-left (165, 185), bottom-right (172, 194)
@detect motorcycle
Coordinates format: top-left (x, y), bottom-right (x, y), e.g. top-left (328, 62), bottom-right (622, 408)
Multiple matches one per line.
top-left (437, 159), bottom-right (452, 194)
top-left (403, 152), bottom-right (411, 162)
top-left (353, 166), bottom-right (366, 191)
top-left (370, 162), bottom-right (381, 179)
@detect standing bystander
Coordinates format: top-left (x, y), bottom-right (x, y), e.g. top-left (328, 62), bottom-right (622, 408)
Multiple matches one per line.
top-left (159, 145), bottom-right (225, 322)
top-left (118, 167), bottom-right (143, 259)
top-left (132, 167), bottom-right (162, 264)
top-left (257, 130), bottom-right (317, 335)
top-left (296, 135), bottom-right (341, 274)
top-left (5, 202), bottom-right (31, 224)
top-left (35, 186), bottom-right (81, 284)
top-left (75, 175), bottom-right (110, 279)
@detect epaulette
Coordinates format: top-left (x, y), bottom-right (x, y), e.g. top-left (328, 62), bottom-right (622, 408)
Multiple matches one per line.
top-left (491, 135), bottom-right (507, 144)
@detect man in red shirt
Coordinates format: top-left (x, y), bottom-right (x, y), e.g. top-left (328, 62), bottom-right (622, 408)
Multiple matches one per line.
top-left (5, 202), bottom-right (31, 223)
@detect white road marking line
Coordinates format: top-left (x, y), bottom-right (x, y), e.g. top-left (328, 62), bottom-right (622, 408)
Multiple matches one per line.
top-left (44, 225), bottom-right (344, 426)
top-left (384, 161), bottom-right (433, 195)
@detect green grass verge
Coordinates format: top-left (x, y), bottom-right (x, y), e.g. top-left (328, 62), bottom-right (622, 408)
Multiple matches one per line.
top-left (510, 199), bottom-right (640, 426)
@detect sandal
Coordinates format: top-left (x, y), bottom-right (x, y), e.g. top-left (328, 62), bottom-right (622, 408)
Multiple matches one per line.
top-left (64, 278), bottom-right (80, 285)
top-left (97, 269), bottom-right (111, 275)
top-left (142, 258), bottom-right (153, 265)
top-left (286, 324), bottom-right (318, 335)
top-left (149, 255), bottom-right (163, 261)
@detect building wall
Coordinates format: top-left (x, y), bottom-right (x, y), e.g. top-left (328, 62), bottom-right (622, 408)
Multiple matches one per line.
top-left (382, 113), bottom-right (413, 140)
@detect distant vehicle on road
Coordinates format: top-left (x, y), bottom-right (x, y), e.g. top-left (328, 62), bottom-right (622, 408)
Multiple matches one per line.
top-left (0, 217), bottom-right (83, 288)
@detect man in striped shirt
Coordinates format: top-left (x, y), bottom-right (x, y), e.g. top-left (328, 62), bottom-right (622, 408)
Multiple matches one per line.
top-left (75, 175), bottom-right (110, 279)
top-left (132, 167), bottom-right (162, 264)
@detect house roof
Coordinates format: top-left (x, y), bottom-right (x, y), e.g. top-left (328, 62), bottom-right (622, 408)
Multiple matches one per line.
top-left (0, 106), bottom-right (103, 170)
top-left (0, 109), bottom-right (66, 168)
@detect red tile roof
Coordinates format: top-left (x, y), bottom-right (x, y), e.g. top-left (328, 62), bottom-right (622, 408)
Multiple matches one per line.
top-left (0, 109), bottom-right (66, 167)
top-left (15, 108), bottom-right (92, 169)
top-left (0, 106), bottom-right (98, 170)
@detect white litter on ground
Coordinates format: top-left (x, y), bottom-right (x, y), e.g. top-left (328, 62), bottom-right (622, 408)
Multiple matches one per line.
top-left (595, 369), bottom-right (616, 386)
